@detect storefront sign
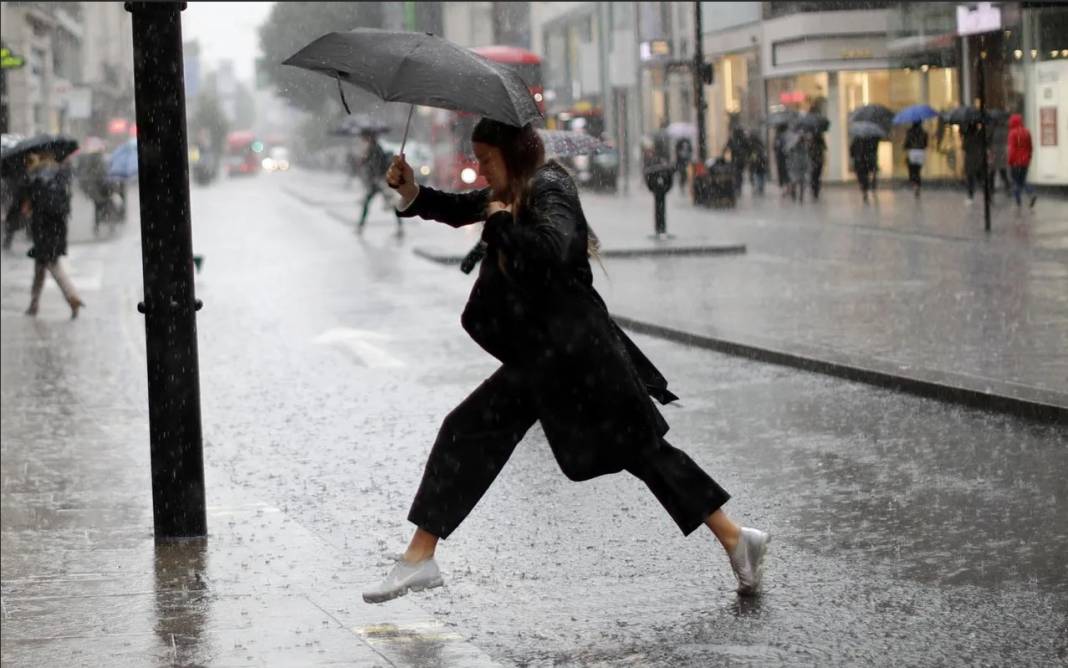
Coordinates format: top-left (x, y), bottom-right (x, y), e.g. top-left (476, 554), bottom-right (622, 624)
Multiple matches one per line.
top-left (840, 49), bottom-right (874, 60)
top-left (1040, 107), bottom-right (1057, 147)
top-left (956, 3), bottom-right (1001, 36)
top-left (640, 40), bottom-right (672, 62)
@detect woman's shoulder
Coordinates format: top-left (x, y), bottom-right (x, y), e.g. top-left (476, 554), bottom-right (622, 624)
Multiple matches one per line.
top-left (532, 160), bottom-right (578, 196)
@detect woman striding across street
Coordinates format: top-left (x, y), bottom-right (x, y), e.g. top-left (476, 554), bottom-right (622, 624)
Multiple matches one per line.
top-left (362, 118), bottom-right (769, 604)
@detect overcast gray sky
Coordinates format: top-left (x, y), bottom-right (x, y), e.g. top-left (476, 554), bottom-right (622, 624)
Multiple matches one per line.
top-left (181, 2), bottom-right (275, 83)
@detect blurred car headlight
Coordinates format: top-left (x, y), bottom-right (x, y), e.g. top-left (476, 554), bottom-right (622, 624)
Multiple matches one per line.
top-left (278, 160), bottom-right (289, 171)
top-left (419, 165), bottom-right (431, 176)
top-left (461, 167), bottom-right (477, 184)
top-left (262, 158), bottom-right (275, 171)
top-left (574, 155), bottom-right (590, 169)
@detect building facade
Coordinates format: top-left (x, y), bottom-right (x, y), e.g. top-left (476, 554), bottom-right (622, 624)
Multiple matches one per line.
top-left (530, 1), bottom-right (1066, 186)
top-left (1, 1), bottom-right (134, 141)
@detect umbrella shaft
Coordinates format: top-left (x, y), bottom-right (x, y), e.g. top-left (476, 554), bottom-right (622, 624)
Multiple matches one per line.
top-left (400, 104), bottom-right (414, 155)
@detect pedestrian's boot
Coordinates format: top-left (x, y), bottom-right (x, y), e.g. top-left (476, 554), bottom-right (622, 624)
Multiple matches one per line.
top-left (25, 301), bottom-right (39, 317)
top-left (362, 556), bottom-right (444, 604)
top-left (729, 527), bottom-right (770, 596)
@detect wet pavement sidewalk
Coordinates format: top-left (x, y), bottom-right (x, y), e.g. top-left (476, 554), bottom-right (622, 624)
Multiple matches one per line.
top-left (2, 173), bottom-right (1067, 666)
top-left (285, 169), bottom-right (1068, 413)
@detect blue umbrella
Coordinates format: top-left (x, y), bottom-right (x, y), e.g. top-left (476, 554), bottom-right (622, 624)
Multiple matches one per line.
top-left (893, 104), bottom-right (938, 125)
top-left (107, 140), bottom-right (138, 179)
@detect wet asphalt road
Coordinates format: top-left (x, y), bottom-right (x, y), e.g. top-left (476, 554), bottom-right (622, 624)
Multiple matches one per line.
top-left (2, 172), bottom-right (1066, 666)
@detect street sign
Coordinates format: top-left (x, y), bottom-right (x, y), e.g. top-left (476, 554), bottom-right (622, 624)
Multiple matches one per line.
top-left (956, 3), bottom-right (1001, 36)
top-left (1, 47), bottom-right (26, 69)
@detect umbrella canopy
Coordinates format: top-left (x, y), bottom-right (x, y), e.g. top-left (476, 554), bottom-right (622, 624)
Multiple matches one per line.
top-left (848, 121), bottom-right (887, 139)
top-left (662, 121), bottom-right (696, 140)
top-left (537, 129), bottom-right (609, 158)
top-left (796, 113), bottom-right (830, 132)
top-left (283, 28), bottom-right (541, 128)
top-left (108, 140), bottom-right (138, 179)
top-left (849, 104), bottom-right (894, 131)
top-left (892, 104), bottom-right (938, 125)
top-left (2, 134), bottom-right (78, 178)
top-left (941, 106), bottom-right (984, 126)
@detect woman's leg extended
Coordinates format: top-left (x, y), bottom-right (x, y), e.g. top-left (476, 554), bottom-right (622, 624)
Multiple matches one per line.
top-left (26, 261), bottom-right (47, 315)
top-left (626, 439), bottom-right (731, 539)
top-left (405, 365), bottom-right (538, 557)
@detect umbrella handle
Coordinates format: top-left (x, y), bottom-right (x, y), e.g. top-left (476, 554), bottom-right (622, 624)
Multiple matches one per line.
top-left (400, 103), bottom-right (414, 156)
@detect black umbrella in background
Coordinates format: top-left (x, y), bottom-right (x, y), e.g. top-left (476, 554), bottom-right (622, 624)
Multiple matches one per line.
top-left (848, 121), bottom-right (888, 139)
top-left (797, 113), bottom-right (830, 133)
top-left (284, 28), bottom-right (542, 154)
top-left (1, 134), bottom-right (78, 177)
top-left (941, 106), bottom-right (983, 126)
top-left (848, 104), bottom-right (894, 132)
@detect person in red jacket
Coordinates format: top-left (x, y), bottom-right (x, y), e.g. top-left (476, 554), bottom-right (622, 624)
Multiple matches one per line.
top-left (1007, 113), bottom-right (1037, 208)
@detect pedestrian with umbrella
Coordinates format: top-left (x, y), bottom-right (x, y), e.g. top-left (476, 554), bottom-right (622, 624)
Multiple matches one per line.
top-left (848, 123), bottom-right (884, 204)
top-left (9, 136), bottom-right (85, 318)
top-left (369, 117), bottom-right (769, 604)
top-left (903, 122), bottom-right (928, 198)
top-left (893, 106), bottom-right (937, 199)
top-left (285, 28), bottom-right (771, 604)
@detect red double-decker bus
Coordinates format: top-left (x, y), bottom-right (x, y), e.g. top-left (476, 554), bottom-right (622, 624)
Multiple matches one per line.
top-left (429, 46), bottom-right (544, 190)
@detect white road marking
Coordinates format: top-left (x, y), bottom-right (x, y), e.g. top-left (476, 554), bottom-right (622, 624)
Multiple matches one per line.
top-left (313, 328), bottom-right (406, 368)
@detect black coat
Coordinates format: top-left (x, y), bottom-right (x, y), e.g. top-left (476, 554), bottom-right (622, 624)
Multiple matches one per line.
top-left (25, 165), bottom-right (71, 262)
top-left (399, 161), bottom-right (678, 481)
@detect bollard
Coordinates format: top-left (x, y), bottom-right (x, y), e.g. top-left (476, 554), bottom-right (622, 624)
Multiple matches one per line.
top-left (126, 1), bottom-right (207, 539)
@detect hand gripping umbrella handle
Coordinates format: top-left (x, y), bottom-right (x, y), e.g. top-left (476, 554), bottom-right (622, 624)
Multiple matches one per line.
top-left (400, 103), bottom-right (415, 156)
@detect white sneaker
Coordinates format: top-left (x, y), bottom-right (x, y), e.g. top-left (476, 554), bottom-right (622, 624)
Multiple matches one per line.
top-left (362, 557), bottom-right (444, 604)
top-left (729, 528), bottom-right (770, 596)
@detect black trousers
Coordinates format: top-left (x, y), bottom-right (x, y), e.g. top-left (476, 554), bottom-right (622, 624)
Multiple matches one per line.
top-left (408, 366), bottom-right (731, 540)
top-left (907, 163), bottom-right (923, 189)
top-left (810, 159), bottom-right (824, 199)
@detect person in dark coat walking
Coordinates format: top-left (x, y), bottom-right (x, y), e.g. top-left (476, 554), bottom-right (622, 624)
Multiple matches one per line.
top-left (747, 131), bottom-right (768, 196)
top-left (726, 126), bottom-right (750, 195)
top-left (960, 121), bottom-right (987, 204)
top-left (362, 118), bottom-right (770, 604)
top-left (904, 121), bottom-right (928, 197)
top-left (356, 129), bottom-right (403, 237)
top-left (773, 124), bottom-right (790, 195)
top-left (850, 136), bottom-right (879, 204)
top-left (23, 152), bottom-right (84, 318)
top-left (674, 136), bottom-right (693, 190)
top-left (808, 130), bottom-right (826, 200)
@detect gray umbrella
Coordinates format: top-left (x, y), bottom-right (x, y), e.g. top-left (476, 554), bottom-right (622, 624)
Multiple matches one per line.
top-left (284, 28), bottom-right (542, 151)
top-left (537, 129), bottom-right (609, 158)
